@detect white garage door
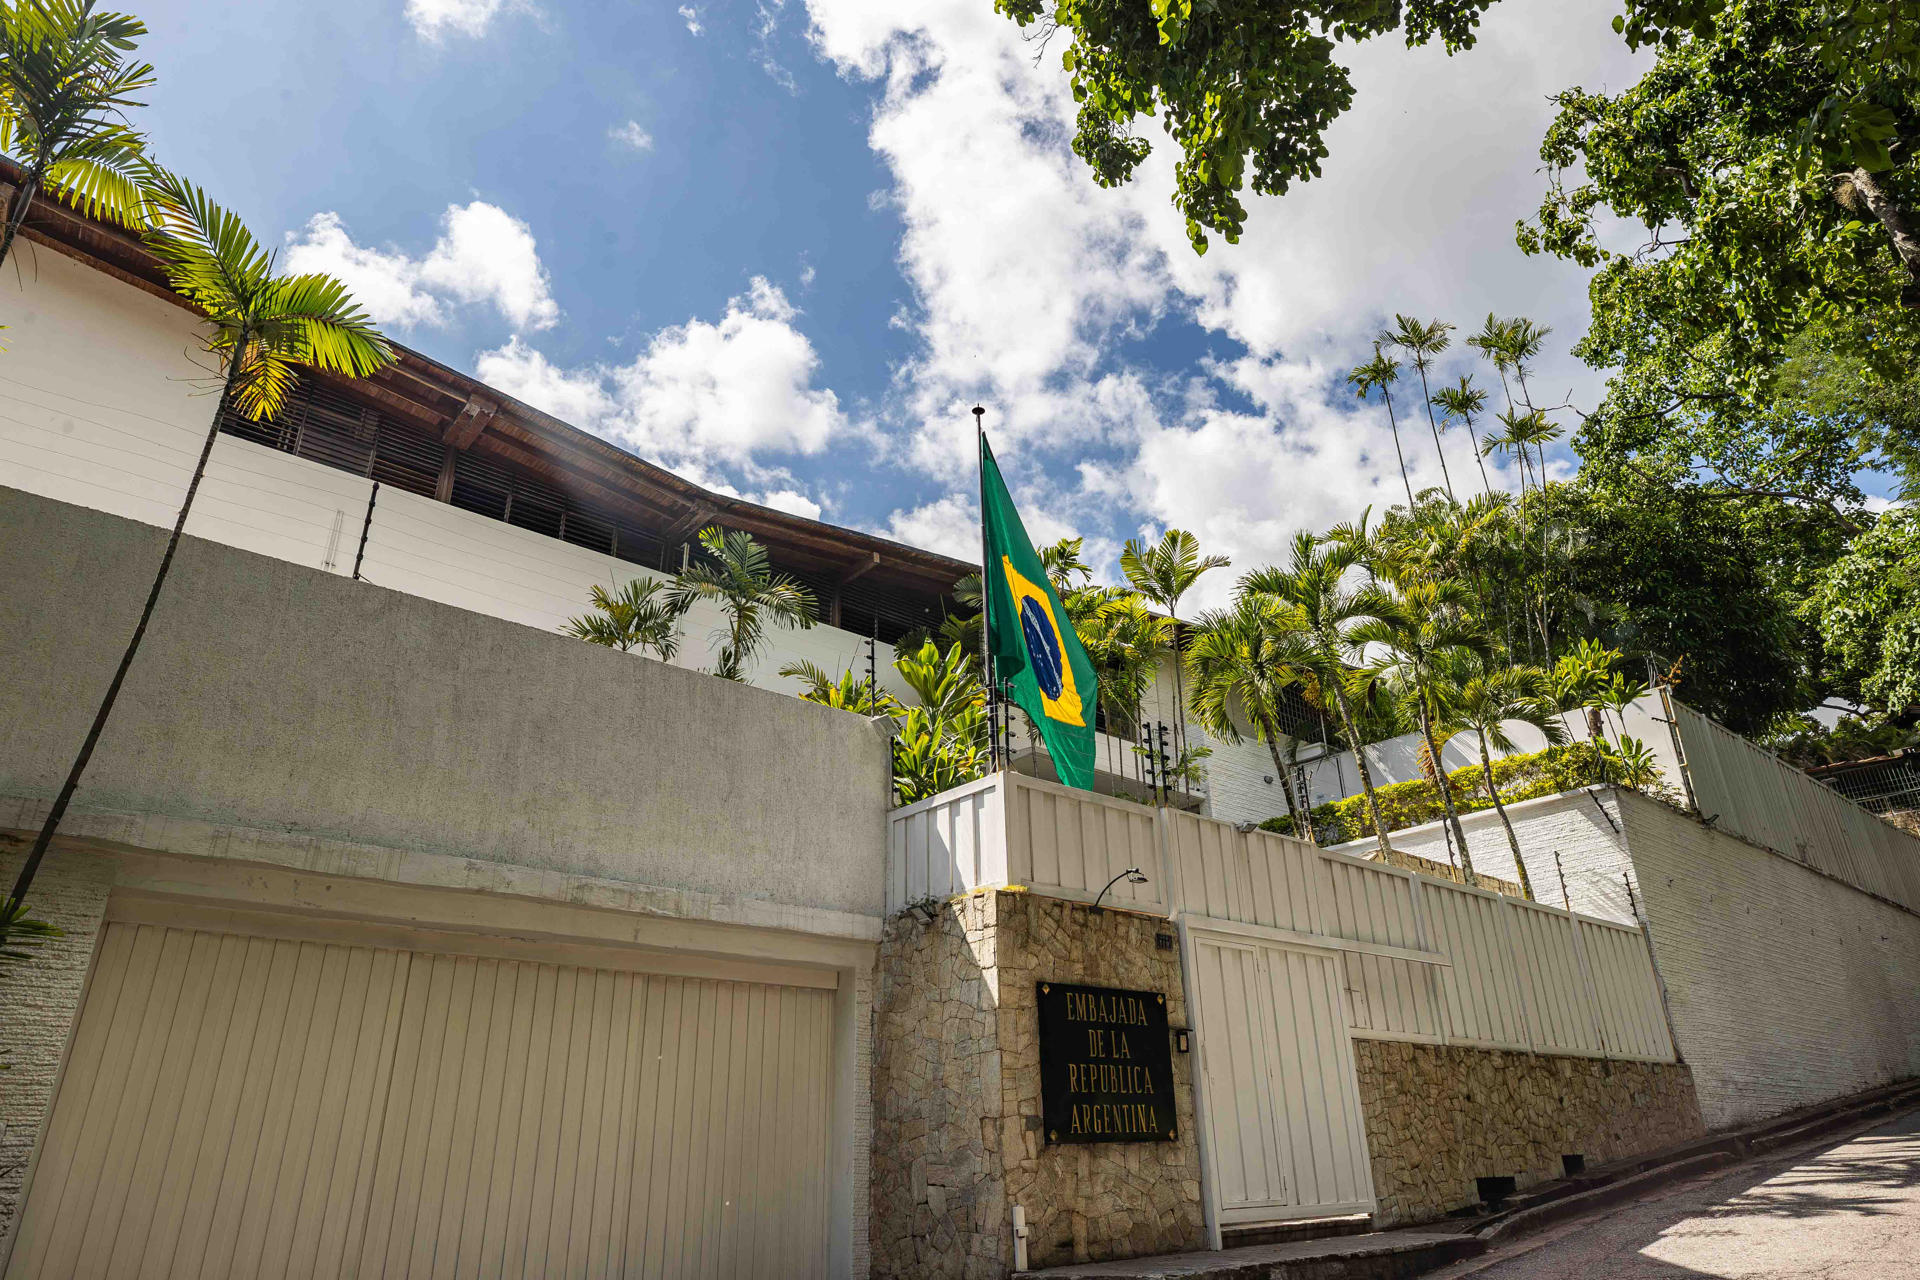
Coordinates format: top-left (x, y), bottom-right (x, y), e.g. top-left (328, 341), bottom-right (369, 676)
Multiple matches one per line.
top-left (7, 916), bottom-right (836, 1280)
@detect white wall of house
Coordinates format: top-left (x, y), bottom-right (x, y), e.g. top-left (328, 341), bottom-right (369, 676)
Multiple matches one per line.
top-left (1329, 787), bottom-right (1639, 924)
top-left (0, 486), bottom-right (889, 1273)
top-left (0, 246), bottom-right (916, 707)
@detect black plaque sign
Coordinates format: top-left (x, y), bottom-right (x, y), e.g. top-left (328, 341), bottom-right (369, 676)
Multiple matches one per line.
top-left (1036, 981), bottom-right (1177, 1144)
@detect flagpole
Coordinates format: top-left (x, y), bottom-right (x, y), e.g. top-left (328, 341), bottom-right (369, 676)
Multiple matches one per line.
top-left (973, 405), bottom-right (999, 773)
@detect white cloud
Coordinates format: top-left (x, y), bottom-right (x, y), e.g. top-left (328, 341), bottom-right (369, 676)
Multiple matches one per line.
top-left (475, 337), bottom-right (617, 425)
top-left (761, 489), bottom-right (825, 520)
top-left (876, 494), bottom-right (978, 562)
top-left (286, 202), bottom-right (558, 333)
top-left (404, 0), bottom-right (528, 39)
top-left (808, 0), bottom-right (1642, 578)
top-left (475, 277), bottom-right (848, 473)
top-left (418, 202), bottom-right (559, 331)
top-left (610, 120), bottom-right (654, 151)
top-left (282, 212), bottom-right (445, 329)
top-left (678, 4), bottom-right (704, 35)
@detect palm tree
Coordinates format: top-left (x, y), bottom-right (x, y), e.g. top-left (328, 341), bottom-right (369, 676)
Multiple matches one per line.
top-left (1467, 314), bottom-right (1519, 414)
top-left (1347, 345), bottom-right (1415, 510)
top-left (1120, 528), bottom-right (1229, 762)
top-left (1186, 595), bottom-right (1320, 841)
top-left (781, 658), bottom-right (898, 716)
top-left (667, 525), bottom-right (817, 681)
top-left (1432, 375), bottom-right (1494, 497)
top-left (1468, 315), bottom-right (1555, 485)
top-left (1482, 408), bottom-right (1541, 494)
top-left (1440, 655), bottom-right (1567, 900)
top-left (7, 168), bottom-right (392, 910)
top-left (0, 0), bottom-right (155, 269)
top-left (1387, 314), bottom-right (1458, 504)
top-left (1350, 577), bottom-right (1490, 877)
top-left (564, 577), bottom-right (690, 659)
top-left (1241, 533), bottom-right (1397, 858)
top-left (1551, 638), bottom-right (1619, 744)
top-left (784, 640), bottom-right (987, 804)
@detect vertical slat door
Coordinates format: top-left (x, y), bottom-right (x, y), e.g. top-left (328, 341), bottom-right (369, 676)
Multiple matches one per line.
top-left (1190, 932), bottom-right (1374, 1226)
top-left (7, 922), bottom-right (835, 1280)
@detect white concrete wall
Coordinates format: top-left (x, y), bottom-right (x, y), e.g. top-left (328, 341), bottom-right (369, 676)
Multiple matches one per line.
top-left (1330, 788), bottom-right (1639, 923)
top-left (0, 247), bottom-right (915, 707)
top-left (0, 486), bottom-right (894, 920)
top-left (1617, 791), bottom-right (1920, 1129)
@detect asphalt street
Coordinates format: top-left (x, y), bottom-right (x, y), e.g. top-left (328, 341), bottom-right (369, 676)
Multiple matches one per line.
top-left (1429, 1107), bottom-right (1920, 1280)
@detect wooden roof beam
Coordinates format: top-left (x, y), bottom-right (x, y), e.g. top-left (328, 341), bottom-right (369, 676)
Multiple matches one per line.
top-left (445, 396), bottom-right (499, 450)
top-left (840, 551), bottom-right (882, 585)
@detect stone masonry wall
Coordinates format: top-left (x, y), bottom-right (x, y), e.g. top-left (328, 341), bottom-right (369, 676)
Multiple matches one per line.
top-left (0, 842), bottom-right (112, 1260)
top-left (871, 890), bottom-right (1205, 1278)
top-left (1354, 1039), bottom-right (1703, 1227)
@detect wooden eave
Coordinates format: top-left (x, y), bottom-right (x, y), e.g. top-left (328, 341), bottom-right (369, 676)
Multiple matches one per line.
top-left (1, 160), bottom-right (972, 598)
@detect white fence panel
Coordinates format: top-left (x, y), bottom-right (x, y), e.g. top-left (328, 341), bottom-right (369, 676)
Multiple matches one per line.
top-left (885, 776), bottom-right (1004, 913)
top-left (1506, 903), bottom-right (1606, 1056)
top-left (1577, 919), bottom-right (1675, 1061)
top-left (1675, 703), bottom-right (1920, 913)
top-left (1316, 853), bottom-right (1439, 1042)
top-left (1418, 881), bottom-right (1529, 1050)
top-left (1003, 773), bottom-right (1167, 912)
top-left (883, 775), bottom-right (1675, 1063)
top-left (1165, 813), bottom-right (1321, 934)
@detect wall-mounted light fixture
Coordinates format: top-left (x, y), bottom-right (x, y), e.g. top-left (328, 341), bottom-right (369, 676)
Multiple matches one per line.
top-left (1090, 867), bottom-right (1148, 913)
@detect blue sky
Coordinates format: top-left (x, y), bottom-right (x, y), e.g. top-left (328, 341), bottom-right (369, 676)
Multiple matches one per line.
top-left (127, 0), bottom-right (1677, 602)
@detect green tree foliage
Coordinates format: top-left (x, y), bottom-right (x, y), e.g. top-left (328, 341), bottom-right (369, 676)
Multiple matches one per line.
top-left (1349, 576), bottom-right (1489, 874)
top-left (1120, 526), bottom-right (1229, 757)
top-left (1186, 594), bottom-right (1319, 838)
top-left (667, 525), bottom-right (818, 682)
top-left (1436, 654), bottom-right (1566, 899)
top-left (0, 0), bottom-right (155, 268)
top-left (1522, 0), bottom-right (1920, 510)
top-left (1241, 533), bottom-right (1398, 857)
top-left (563, 578), bottom-right (690, 660)
top-left (989, 0), bottom-right (1499, 251)
top-left (1533, 478), bottom-right (1819, 735)
top-left (0, 896), bottom-right (59, 972)
top-left (1814, 505), bottom-right (1920, 717)
top-left (785, 640), bottom-right (990, 806)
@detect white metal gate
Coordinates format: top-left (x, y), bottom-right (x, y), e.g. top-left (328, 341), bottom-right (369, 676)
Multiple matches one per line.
top-left (1185, 929), bottom-right (1374, 1227)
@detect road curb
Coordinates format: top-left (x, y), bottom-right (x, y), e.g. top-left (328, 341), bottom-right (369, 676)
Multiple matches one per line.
top-left (1475, 1150), bottom-right (1737, 1243)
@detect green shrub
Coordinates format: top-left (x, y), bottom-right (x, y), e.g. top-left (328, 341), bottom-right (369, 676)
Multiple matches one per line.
top-left (1260, 742), bottom-right (1630, 844)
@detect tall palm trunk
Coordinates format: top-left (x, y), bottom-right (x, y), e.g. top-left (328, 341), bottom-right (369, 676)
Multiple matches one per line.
top-left (1328, 678), bottom-right (1393, 858)
top-left (9, 334), bottom-right (246, 907)
top-left (1381, 387), bottom-right (1416, 509)
top-left (1413, 365), bottom-right (1456, 504)
top-left (1416, 701), bottom-right (1474, 880)
top-left (1261, 724), bottom-right (1312, 846)
top-left (0, 167), bottom-right (41, 271)
top-left (1461, 412), bottom-right (1494, 497)
top-left (1478, 733), bottom-right (1535, 900)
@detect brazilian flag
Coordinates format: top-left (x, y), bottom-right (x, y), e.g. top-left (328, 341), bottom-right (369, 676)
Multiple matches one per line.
top-left (980, 435), bottom-right (1098, 791)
